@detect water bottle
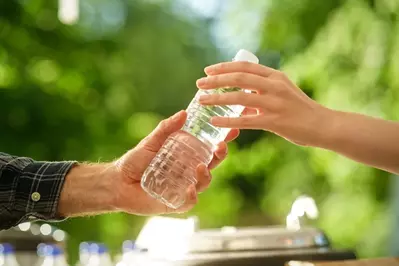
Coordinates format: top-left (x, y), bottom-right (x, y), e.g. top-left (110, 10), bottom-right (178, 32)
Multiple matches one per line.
top-left (87, 243), bottom-right (113, 266)
top-left (40, 244), bottom-right (68, 266)
top-left (116, 240), bottom-right (134, 266)
top-left (75, 242), bottom-right (91, 266)
top-left (116, 240), bottom-right (147, 266)
top-left (35, 243), bottom-right (48, 266)
top-left (0, 243), bottom-right (20, 266)
top-left (141, 49), bottom-right (259, 208)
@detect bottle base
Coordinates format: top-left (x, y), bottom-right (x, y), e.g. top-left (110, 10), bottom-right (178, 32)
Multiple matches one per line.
top-left (141, 179), bottom-right (183, 209)
top-left (141, 130), bottom-right (213, 209)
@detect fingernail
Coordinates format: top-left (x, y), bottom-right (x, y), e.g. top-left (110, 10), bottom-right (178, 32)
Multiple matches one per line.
top-left (172, 110), bottom-right (184, 120)
top-left (205, 169), bottom-right (211, 180)
top-left (190, 187), bottom-right (197, 200)
top-left (196, 77), bottom-right (207, 86)
top-left (199, 95), bottom-right (211, 103)
top-left (200, 164), bottom-right (210, 178)
top-left (218, 143), bottom-right (228, 156)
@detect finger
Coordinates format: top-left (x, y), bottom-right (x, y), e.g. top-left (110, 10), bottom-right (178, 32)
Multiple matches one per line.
top-left (199, 91), bottom-right (265, 108)
top-left (195, 164), bottom-right (212, 192)
top-left (142, 110), bottom-right (187, 150)
top-left (204, 61), bottom-right (276, 78)
top-left (225, 128), bottom-right (240, 142)
top-left (196, 73), bottom-right (275, 94)
top-left (211, 115), bottom-right (262, 130)
top-left (208, 141), bottom-right (227, 169)
top-left (242, 107), bottom-right (258, 116)
top-left (170, 185), bottom-right (198, 213)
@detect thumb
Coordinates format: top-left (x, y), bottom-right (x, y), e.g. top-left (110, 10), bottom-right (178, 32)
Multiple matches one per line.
top-left (142, 110), bottom-right (187, 150)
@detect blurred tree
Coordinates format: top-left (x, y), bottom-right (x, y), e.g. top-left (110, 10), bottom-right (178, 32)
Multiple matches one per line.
top-left (0, 0), bottom-right (219, 262)
top-left (1, 0), bottom-right (398, 262)
top-left (197, 0), bottom-right (397, 258)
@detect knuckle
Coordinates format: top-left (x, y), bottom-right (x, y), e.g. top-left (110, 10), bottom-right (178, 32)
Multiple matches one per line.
top-left (246, 93), bottom-right (258, 106)
top-left (271, 98), bottom-right (284, 111)
top-left (156, 119), bottom-right (170, 135)
top-left (216, 63), bottom-right (228, 72)
top-left (224, 117), bottom-right (232, 126)
top-left (241, 117), bottom-right (251, 126)
top-left (241, 93), bottom-right (251, 105)
top-left (212, 93), bottom-right (221, 101)
top-left (210, 75), bottom-right (219, 85)
top-left (158, 119), bottom-right (168, 129)
top-left (272, 81), bottom-right (287, 94)
top-left (232, 92), bottom-right (241, 102)
top-left (237, 61), bottom-right (252, 69)
top-left (274, 70), bottom-right (286, 79)
top-left (259, 94), bottom-right (269, 105)
top-left (233, 73), bottom-right (246, 85)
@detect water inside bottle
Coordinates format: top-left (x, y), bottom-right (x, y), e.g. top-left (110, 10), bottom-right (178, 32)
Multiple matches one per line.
top-left (183, 88), bottom-right (244, 148)
top-left (141, 87), bottom-right (246, 209)
top-left (141, 130), bottom-right (213, 208)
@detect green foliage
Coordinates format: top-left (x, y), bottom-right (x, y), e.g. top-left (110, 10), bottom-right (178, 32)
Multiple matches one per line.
top-left (212, 0), bottom-right (397, 258)
top-left (1, 0), bottom-right (398, 262)
top-left (1, 0), bottom-right (218, 262)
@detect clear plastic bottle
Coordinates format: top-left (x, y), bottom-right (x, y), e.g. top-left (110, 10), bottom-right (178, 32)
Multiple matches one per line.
top-left (74, 242), bottom-right (91, 266)
top-left (87, 243), bottom-right (113, 266)
top-left (39, 245), bottom-right (68, 266)
top-left (35, 243), bottom-right (48, 266)
top-left (141, 49), bottom-right (259, 208)
top-left (116, 240), bottom-right (148, 266)
top-left (116, 240), bottom-right (134, 266)
top-left (0, 243), bottom-right (20, 266)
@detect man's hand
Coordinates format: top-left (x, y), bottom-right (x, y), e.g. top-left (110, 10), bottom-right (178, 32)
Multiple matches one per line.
top-left (58, 110), bottom-right (239, 217)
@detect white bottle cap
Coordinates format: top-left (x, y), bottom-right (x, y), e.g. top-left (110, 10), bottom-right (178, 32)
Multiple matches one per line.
top-left (233, 49), bottom-right (259, 64)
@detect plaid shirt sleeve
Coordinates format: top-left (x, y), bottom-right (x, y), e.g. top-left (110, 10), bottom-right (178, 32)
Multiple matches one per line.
top-left (0, 152), bottom-right (76, 230)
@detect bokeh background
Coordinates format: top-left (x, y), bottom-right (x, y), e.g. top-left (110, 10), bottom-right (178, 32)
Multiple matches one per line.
top-left (1, 0), bottom-right (399, 263)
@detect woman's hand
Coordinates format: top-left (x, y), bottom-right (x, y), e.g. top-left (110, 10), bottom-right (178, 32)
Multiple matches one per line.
top-left (195, 61), bottom-right (399, 175)
top-left (196, 61), bottom-right (332, 147)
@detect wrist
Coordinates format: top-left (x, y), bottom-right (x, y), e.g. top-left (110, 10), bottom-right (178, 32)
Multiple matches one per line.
top-left (310, 106), bottom-right (342, 149)
top-left (58, 163), bottom-right (119, 217)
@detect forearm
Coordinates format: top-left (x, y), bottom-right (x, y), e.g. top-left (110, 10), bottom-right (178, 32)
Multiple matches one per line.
top-left (316, 109), bottom-right (399, 174)
top-left (58, 163), bottom-right (118, 217)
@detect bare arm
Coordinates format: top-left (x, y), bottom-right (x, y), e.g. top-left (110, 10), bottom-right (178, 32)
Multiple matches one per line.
top-left (58, 110), bottom-right (234, 217)
top-left (58, 163), bottom-right (117, 217)
top-left (1, 111), bottom-right (234, 228)
top-left (320, 110), bottom-right (399, 174)
top-left (195, 61), bottom-right (399, 175)
top-left (58, 110), bottom-right (237, 217)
